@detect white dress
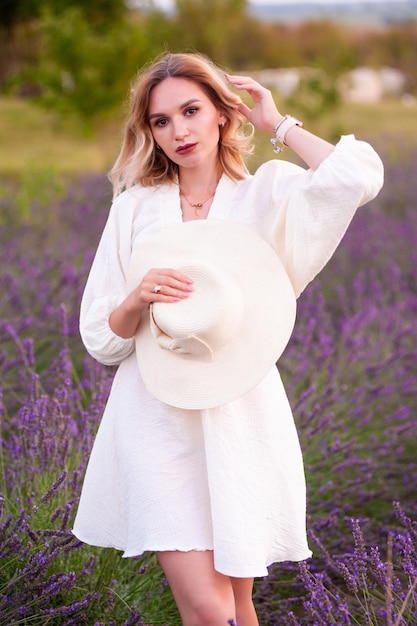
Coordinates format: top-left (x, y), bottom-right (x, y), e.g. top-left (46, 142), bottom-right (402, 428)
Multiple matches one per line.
top-left (72, 136), bottom-right (383, 577)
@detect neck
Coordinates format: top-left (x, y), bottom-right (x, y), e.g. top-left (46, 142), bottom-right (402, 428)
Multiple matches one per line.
top-left (179, 163), bottom-right (221, 197)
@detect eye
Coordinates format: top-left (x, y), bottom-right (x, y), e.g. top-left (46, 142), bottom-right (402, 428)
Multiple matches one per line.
top-left (153, 118), bottom-right (168, 128)
top-left (185, 107), bottom-right (198, 116)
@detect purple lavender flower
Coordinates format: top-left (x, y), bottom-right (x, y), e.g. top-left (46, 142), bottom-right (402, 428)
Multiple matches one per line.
top-left (2, 151), bottom-right (417, 623)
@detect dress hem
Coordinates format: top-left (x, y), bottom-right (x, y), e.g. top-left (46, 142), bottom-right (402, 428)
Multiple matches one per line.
top-left (71, 529), bottom-right (312, 577)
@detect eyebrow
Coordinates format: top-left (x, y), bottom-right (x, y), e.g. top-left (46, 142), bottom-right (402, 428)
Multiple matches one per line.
top-left (149, 98), bottom-right (203, 120)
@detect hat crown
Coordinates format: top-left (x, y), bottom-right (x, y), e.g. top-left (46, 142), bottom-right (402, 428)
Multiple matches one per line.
top-left (150, 262), bottom-right (244, 362)
top-left (126, 219), bottom-right (297, 409)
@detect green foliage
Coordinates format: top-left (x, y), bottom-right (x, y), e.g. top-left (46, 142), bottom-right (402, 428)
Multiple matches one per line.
top-left (2, 0), bottom-right (417, 130)
top-left (176, 0), bottom-right (247, 17)
top-left (171, 0), bottom-right (249, 65)
top-left (41, 0), bottom-right (127, 23)
top-left (0, 0), bottom-right (42, 30)
top-left (0, 0), bottom-right (126, 30)
top-left (285, 70), bottom-right (340, 122)
top-left (293, 20), bottom-right (359, 76)
top-left (0, 346), bottom-right (180, 624)
top-left (3, 0), bottom-right (417, 99)
top-left (225, 16), bottom-right (275, 71)
top-left (5, 167), bottom-right (65, 225)
top-left (365, 23), bottom-right (417, 93)
top-left (30, 8), bottom-right (150, 123)
top-left (0, 462), bottom-right (180, 624)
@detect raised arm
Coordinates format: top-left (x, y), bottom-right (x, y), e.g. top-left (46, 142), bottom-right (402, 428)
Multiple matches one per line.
top-left (226, 73), bottom-right (334, 170)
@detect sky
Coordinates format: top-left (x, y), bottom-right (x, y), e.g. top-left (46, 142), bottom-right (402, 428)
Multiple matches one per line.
top-left (253, 0), bottom-right (404, 3)
top-left (154, 0), bottom-right (406, 8)
top-left (155, 0), bottom-right (406, 4)
top-left (250, 0), bottom-right (403, 3)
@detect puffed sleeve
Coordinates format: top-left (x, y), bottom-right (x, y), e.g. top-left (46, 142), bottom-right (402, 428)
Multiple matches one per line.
top-left (256, 135), bottom-right (384, 297)
top-left (79, 193), bottom-right (136, 366)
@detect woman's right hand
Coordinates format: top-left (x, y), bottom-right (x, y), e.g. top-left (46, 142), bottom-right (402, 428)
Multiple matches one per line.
top-left (131, 267), bottom-right (194, 310)
top-left (109, 268), bottom-right (193, 339)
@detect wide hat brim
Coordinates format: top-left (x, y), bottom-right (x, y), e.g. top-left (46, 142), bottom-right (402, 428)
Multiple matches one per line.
top-left (126, 220), bottom-right (296, 409)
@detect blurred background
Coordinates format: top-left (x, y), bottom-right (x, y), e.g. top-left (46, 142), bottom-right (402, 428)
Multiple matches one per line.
top-left (1, 0), bottom-right (416, 178)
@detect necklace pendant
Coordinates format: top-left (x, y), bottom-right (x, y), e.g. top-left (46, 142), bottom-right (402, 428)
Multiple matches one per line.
top-left (190, 202), bottom-right (203, 208)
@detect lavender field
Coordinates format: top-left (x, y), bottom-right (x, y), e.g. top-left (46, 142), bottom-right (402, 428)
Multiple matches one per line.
top-left (0, 147), bottom-right (416, 625)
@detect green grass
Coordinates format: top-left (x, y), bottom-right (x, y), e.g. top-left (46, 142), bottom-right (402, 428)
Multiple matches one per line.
top-left (0, 97), bottom-right (123, 177)
top-left (1, 96), bottom-right (416, 178)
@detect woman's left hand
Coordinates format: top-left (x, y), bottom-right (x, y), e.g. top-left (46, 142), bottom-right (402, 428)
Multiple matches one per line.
top-left (225, 74), bottom-right (283, 134)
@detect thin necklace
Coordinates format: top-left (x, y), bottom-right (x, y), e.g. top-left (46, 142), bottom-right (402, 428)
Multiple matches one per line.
top-left (180, 189), bottom-right (215, 217)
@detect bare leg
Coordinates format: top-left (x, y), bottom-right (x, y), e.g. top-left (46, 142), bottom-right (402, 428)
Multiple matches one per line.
top-left (231, 577), bottom-right (259, 626)
top-left (157, 550), bottom-right (236, 626)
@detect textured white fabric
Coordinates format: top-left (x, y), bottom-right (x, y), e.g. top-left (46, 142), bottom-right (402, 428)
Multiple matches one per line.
top-left (72, 135), bottom-right (383, 577)
top-left (126, 220), bottom-right (297, 409)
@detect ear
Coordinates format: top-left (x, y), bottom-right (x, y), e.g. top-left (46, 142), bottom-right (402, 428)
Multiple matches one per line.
top-left (219, 114), bottom-right (227, 127)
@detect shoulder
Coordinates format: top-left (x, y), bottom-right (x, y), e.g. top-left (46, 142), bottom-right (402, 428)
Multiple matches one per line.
top-left (112, 184), bottom-right (158, 208)
top-left (244, 158), bottom-right (303, 182)
top-left (234, 159), bottom-right (305, 195)
top-left (109, 184), bottom-right (163, 220)
top-left (255, 158), bottom-right (304, 179)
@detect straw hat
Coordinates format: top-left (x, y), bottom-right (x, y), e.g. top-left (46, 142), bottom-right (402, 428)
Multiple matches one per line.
top-left (126, 220), bottom-right (296, 409)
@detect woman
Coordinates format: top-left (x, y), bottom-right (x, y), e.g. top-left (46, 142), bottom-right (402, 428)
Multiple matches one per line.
top-left (72, 52), bottom-right (383, 625)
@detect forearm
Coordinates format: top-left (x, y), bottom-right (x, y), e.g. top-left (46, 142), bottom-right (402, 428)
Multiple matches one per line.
top-left (281, 123), bottom-right (335, 171)
top-left (109, 265), bottom-right (193, 338)
top-left (225, 74), bottom-right (335, 171)
top-left (109, 294), bottom-right (144, 339)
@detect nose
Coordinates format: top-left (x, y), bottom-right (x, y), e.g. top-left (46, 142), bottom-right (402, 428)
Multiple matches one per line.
top-left (173, 116), bottom-right (189, 141)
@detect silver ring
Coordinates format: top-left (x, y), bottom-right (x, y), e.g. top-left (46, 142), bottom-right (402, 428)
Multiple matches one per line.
top-left (152, 284), bottom-right (162, 294)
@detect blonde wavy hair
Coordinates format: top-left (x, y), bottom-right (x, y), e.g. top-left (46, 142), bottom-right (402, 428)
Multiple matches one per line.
top-left (109, 52), bottom-right (253, 197)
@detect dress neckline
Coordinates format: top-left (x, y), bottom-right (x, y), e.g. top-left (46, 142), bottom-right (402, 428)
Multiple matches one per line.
top-left (161, 173), bottom-right (237, 227)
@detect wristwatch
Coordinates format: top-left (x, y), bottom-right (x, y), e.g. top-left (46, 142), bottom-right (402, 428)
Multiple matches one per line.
top-left (271, 115), bottom-right (304, 151)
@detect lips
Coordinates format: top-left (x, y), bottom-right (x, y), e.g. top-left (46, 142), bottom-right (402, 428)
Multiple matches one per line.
top-left (176, 143), bottom-right (197, 155)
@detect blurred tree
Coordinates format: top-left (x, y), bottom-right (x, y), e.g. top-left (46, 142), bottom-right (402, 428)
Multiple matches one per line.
top-left (43, 0), bottom-right (127, 25)
top-left (0, 0), bottom-right (126, 31)
top-left (171, 0), bottom-right (248, 66)
top-left (262, 23), bottom-right (305, 69)
top-left (2, 0), bottom-right (416, 125)
top-left (294, 20), bottom-right (358, 76)
top-left (176, 0), bottom-right (247, 16)
top-left (224, 15), bottom-right (273, 70)
top-left (365, 23), bottom-right (417, 94)
top-left (138, 7), bottom-right (178, 56)
top-left (29, 8), bottom-right (149, 126)
top-left (0, 0), bottom-right (39, 32)
top-left (0, 0), bottom-right (128, 88)
top-left (285, 69), bottom-right (340, 121)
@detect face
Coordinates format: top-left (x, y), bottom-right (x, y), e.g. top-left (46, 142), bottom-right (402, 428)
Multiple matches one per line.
top-left (148, 77), bottom-right (225, 172)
